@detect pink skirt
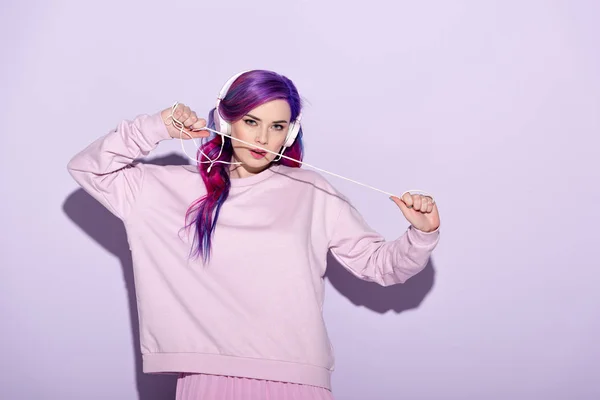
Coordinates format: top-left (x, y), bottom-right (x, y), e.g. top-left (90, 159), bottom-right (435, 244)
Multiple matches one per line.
top-left (175, 373), bottom-right (335, 400)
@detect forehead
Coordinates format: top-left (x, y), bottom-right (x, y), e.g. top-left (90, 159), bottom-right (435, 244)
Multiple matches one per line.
top-left (248, 99), bottom-right (291, 121)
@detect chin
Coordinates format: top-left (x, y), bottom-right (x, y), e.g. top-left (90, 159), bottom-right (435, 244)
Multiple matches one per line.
top-left (244, 157), bottom-right (272, 170)
top-left (235, 149), bottom-right (275, 168)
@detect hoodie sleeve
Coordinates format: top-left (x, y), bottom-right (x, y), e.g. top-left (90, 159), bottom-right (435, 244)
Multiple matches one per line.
top-left (328, 199), bottom-right (440, 286)
top-left (66, 112), bottom-right (171, 221)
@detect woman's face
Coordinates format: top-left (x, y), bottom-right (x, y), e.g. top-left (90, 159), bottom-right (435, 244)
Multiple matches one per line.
top-left (229, 99), bottom-right (292, 178)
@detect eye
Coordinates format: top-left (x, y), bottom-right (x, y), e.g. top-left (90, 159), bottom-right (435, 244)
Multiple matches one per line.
top-left (244, 119), bottom-right (257, 126)
top-left (272, 124), bottom-right (284, 131)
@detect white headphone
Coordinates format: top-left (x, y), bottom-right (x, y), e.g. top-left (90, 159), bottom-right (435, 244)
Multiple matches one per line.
top-left (214, 70), bottom-right (302, 148)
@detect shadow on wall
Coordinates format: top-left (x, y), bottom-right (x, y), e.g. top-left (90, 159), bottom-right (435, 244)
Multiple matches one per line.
top-left (325, 252), bottom-right (435, 314)
top-left (63, 152), bottom-right (436, 399)
top-left (63, 154), bottom-right (190, 400)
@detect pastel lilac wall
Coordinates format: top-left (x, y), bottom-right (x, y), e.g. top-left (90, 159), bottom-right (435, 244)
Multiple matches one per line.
top-left (1, 1), bottom-right (598, 399)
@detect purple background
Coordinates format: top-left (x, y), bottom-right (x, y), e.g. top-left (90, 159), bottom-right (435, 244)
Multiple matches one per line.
top-left (2, 1), bottom-right (599, 399)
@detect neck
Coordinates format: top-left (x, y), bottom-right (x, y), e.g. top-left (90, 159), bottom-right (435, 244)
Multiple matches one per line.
top-left (228, 156), bottom-right (272, 179)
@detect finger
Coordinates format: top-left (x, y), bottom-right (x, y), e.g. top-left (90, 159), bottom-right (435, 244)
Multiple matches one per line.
top-left (176, 106), bottom-right (190, 125)
top-left (412, 195), bottom-right (423, 211)
top-left (426, 200), bottom-right (434, 213)
top-left (191, 118), bottom-right (207, 130)
top-left (190, 118), bottom-right (209, 137)
top-left (422, 196), bottom-right (433, 213)
top-left (178, 129), bottom-right (194, 139)
top-left (183, 111), bottom-right (198, 128)
top-left (401, 192), bottom-right (414, 209)
top-left (193, 130), bottom-right (210, 138)
top-left (416, 196), bottom-right (426, 212)
top-left (420, 195), bottom-right (432, 212)
top-left (391, 196), bottom-right (410, 213)
top-left (173, 103), bottom-right (184, 120)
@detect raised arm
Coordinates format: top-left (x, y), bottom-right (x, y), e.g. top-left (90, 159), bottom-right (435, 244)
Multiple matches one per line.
top-left (328, 197), bottom-right (440, 286)
top-left (66, 104), bottom-right (208, 220)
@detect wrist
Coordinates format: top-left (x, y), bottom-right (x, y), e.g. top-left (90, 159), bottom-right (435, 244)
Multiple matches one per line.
top-left (142, 112), bottom-right (173, 143)
top-left (408, 225), bottom-right (440, 246)
top-left (413, 224), bottom-right (439, 233)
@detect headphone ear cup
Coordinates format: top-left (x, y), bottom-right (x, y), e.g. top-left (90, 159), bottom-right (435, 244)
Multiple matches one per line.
top-left (214, 108), bottom-right (231, 135)
top-left (283, 124), bottom-right (295, 147)
top-left (283, 114), bottom-right (302, 148)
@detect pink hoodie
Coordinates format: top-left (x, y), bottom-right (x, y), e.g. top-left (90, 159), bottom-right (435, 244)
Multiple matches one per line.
top-left (67, 112), bottom-right (440, 390)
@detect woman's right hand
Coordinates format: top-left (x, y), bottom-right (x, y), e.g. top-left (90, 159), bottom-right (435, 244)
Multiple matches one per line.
top-left (160, 103), bottom-right (210, 139)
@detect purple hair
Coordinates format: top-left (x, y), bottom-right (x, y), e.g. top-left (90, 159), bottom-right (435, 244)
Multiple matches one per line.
top-left (184, 70), bottom-right (304, 263)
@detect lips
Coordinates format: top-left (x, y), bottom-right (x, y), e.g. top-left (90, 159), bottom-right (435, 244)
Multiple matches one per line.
top-left (249, 149), bottom-right (267, 159)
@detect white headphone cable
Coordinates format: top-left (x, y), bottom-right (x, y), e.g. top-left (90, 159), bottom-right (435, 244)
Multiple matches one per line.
top-left (167, 102), bottom-right (434, 203)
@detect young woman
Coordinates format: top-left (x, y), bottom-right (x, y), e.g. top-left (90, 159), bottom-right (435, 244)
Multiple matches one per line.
top-left (67, 69), bottom-right (440, 399)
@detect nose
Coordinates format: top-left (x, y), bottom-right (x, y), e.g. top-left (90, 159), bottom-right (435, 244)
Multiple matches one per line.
top-left (255, 127), bottom-right (268, 145)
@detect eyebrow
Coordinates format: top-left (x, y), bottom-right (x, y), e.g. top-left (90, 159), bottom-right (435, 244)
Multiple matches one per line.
top-left (245, 114), bottom-right (289, 124)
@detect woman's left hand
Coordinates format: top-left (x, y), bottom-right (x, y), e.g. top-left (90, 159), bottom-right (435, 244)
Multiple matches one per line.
top-left (390, 193), bottom-right (440, 233)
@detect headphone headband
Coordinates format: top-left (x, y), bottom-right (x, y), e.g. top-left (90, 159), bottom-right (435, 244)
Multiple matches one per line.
top-left (214, 71), bottom-right (301, 148)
